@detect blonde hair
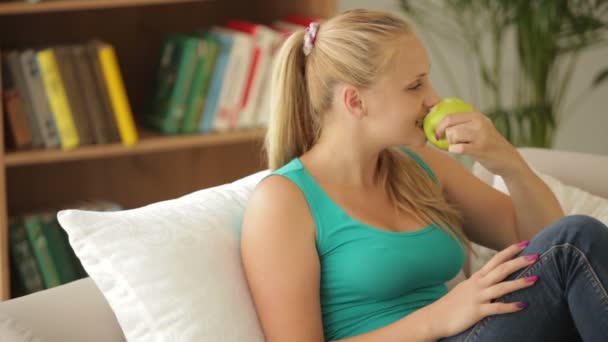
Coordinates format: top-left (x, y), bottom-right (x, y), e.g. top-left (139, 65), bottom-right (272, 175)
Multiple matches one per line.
top-left (265, 9), bottom-right (473, 255)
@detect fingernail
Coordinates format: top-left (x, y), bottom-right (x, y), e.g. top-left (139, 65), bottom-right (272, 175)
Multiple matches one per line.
top-left (525, 275), bottom-right (539, 283)
top-left (517, 240), bottom-right (530, 248)
top-left (435, 133), bottom-right (440, 140)
top-left (525, 254), bottom-right (539, 262)
top-left (517, 302), bottom-right (529, 309)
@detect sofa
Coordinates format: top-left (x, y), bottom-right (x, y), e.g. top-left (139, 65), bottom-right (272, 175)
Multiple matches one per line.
top-left (0, 147), bottom-right (606, 342)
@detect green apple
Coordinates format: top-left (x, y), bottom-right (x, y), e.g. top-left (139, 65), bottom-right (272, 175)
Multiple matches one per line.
top-left (423, 97), bottom-right (474, 150)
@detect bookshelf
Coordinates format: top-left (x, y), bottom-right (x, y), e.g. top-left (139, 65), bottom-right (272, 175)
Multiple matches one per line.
top-left (0, 0), bottom-right (336, 301)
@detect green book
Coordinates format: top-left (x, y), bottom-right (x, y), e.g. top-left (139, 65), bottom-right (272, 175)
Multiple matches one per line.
top-left (9, 218), bottom-right (45, 297)
top-left (39, 212), bottom-right (80, 284)
top-left (22, 215), bottom-right (62, 288)
top-left (180, 35), bottom-right (220, 134)
top-left (148, 35), bottom-right (200, 135)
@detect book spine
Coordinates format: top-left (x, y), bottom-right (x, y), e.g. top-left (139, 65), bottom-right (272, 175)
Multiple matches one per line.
top-left (23, 215), bottom-right (62, 288)
top-left (240, 28), bottom-right (280, 128)
top-left (71, 45), bottom-right (109, 144)
top-left (9, 219), bottom-right (45, 295)
top-left (162, 37), bottom-right (198, 135)
top-left (2, 58), bottom-right (33, 149)
top-left (97, 44), bottom-right (138, 145)
top-left (20, 50), bottom-right (62, 148)
top-left (199, 33), bottom-right (233, 133)
top-left (212, 31), bottom-right (254, 132)
top-left (39, 212), bottom-right (80, 284)
top-left (6, 52), bottom-right (43, 147)
top-left (86, 43), bottom-right (122, 143)
top-left (181, 37), bottom-right (219, 133)
top-left (37, 49), bottom-right (80, 150)
top-left (54, 46), bottom-right (95, 145)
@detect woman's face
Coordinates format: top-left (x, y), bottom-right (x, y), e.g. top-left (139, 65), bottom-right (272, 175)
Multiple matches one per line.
top-left (361, 34), bottom-right (441, 148)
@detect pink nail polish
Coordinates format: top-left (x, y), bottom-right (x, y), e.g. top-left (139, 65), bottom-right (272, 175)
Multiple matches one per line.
top-left (435, 133), bottom-right (440, 140)
top-left (525, 275), bottom-right (539, 283)
top-left (525, 254), bottom-right (539, 262)
top-left (517, 302), bottom-right (528, 309)
top-left (517, 240), bottom-right (530, 248)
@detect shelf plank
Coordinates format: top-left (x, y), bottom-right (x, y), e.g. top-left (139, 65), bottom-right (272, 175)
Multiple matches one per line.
top-left (5, 128), bottom-right (265, 167)
top-left (0, 0), bottom-right (205, 15)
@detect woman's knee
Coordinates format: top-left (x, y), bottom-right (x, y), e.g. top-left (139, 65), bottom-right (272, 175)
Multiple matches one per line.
top-left (536, 215), bottom-right (608, 248)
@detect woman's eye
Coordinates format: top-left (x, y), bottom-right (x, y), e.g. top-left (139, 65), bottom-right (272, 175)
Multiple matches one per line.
top-left (408, 82), bottom-right (423, 91)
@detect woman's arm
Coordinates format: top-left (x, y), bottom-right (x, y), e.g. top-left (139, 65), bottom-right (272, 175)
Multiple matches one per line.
top-left (498, 159), bottom-right (564, 241)
top-left (241, 176), bottom-right (439, 342)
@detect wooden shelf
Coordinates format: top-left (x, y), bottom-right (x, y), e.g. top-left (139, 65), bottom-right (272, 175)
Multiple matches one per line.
top-left (4, 128), bottom-right (266, 167)
top-left (0, 0), bottom-right (205, 15)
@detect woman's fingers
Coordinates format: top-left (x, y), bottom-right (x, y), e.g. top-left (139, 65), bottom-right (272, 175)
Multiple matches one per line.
top-left (480, 275), bottom-right (540, 302)
top-left (475, 240), bottom-right (529, 278)
top-left (482, 254), bottom-right (539, 285)
top-left (481, 301), bottom-right (528, 317)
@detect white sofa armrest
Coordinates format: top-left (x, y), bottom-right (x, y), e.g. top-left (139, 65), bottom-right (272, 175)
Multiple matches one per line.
top-left (0, 278), bottom-right (124, 342)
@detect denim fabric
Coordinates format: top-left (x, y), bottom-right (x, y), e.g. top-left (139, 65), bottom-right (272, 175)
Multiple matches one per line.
top-left (439, 215), bottom-right (608, 342)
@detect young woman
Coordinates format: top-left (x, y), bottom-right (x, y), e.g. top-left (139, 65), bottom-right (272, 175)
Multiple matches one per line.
top-left (241, 9), bottom-right (608, 342)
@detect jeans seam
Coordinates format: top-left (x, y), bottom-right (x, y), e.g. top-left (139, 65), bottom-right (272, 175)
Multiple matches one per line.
top-left (462, 243), bottom-right (608, 342)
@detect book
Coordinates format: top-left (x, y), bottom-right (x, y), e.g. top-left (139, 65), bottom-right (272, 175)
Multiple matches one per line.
top-left (148, 35), bottom-right (200, 135)
top-left (6, 51), bottom-right (43, 148)
top-left (20, 49), bottom-right (62, 149)
top-left (180, 35), bottom-right (220, 134)
top-left (2, 55), bottom-right (33, 149)
top-left (8, 218), bottom-right (44, 297)
top-left (37, 48), bottom-right (80, 150)
top-left (71, 45), bottom-right (114, 144)
top-left (225, 21), bottom-right (282, 129)
top-left (210, 27), bottom-right (255, 132)
top-left (39, 212), bottom-right (81, 284)
top-left (22, 214), bottom-right (62, 288)
top-left (198, 30), bottom-right (235, 133)
top-left (54, 46), bottom-right (96, 145)
top-left (85, 42), bottom-right (122, 143)
top-left (89, 41), bottom-right (138, 145)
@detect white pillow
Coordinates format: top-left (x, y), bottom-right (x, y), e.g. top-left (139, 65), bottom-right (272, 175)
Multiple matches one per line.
top-left (57, 171), bottom-right (270, 342)
top-left (470, 169), bottom-right (608, 274)
top-left (493, 170), bottom-right (608, 225)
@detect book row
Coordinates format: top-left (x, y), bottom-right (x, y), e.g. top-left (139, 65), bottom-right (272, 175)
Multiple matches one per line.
top-left (2, 42), bottom-right (138, 151)
top-left (145, 15), bottom-right (318, 134)
top-left (9, 201), bottom-right (121, 298)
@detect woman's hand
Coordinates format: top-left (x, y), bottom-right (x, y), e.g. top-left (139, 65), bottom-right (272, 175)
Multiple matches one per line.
top-left (426, 241), bottom-right (539, 339)
top-left (434, 111), bottom-right (526, 178)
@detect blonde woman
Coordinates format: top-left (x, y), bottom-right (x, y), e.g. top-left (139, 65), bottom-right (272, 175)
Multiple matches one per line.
top-left (241, 9), bottom-right (608, 342)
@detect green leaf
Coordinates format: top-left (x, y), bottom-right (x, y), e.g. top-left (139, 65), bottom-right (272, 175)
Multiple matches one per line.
top-left (593, 68), bottom-right (608, 87)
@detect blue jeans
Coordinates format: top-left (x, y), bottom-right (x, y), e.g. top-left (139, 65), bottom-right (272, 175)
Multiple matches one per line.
top-left (439, 215), bottom-right (608, 342)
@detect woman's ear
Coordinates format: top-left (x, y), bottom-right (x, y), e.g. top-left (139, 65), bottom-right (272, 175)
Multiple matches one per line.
top-left (342, 85), bottom-right (366, 119)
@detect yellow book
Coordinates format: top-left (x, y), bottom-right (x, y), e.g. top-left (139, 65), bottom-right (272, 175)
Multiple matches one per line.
top-left (37, 49), bottom-right (79, 149)
top-left (96, 43), bottom-right (138, 145)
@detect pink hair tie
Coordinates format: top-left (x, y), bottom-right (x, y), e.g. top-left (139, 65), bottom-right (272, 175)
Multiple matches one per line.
top-left (303, 22), bottom-right (320, 56)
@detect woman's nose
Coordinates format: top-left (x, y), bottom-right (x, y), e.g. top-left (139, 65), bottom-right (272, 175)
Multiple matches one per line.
top-left (425, 89), bottom-right (442, 110)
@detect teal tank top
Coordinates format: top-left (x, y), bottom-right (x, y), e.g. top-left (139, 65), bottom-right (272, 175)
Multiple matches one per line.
top-left (270, 148), bottom-right (465, 341)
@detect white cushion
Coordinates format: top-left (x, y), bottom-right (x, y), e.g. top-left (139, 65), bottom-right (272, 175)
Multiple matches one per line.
top-left (57, 171), bottom-right (270, 342)
top-left (470, 169), bottom-right (608, 274)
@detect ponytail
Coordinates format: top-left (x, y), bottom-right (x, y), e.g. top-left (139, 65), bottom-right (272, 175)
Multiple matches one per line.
top-left (265, 31), bottom-right (319, 170)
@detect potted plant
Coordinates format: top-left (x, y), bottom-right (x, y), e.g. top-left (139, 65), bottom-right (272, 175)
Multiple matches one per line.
top-left (399, 0), bottom-right (608, 147)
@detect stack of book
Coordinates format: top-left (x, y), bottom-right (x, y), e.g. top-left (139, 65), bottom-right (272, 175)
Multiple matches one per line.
top-left (9, 200), bottom-right (122, 298)
top-left (1, 41), bottom-right (138, 151)
top-left (146, 15), bottom-right (318, 135)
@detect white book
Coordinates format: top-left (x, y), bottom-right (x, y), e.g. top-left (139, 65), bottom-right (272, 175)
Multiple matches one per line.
top-left (237, 25), bottom-right (283, 129)
top-left (210, 27), bottom-right (255, 132)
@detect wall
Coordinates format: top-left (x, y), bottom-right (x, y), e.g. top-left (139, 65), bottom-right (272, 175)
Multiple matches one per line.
top-left (339, 0), bottom-right (608, 155)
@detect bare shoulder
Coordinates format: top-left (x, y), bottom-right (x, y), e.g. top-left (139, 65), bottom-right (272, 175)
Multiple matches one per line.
top-left (243, 174), bottom-right (315, 238)
top-left (406, 144), bottom-right (464, 186)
